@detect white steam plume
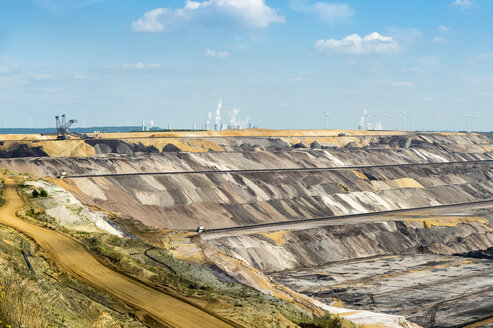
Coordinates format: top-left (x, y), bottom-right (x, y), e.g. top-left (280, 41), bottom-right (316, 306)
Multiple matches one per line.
top-left (241, 116), bottom-right (250, 129)
top-left (358, 109), bottom-right (368, 129)
top-left (215, 98), bottom-right (222, 129)
top-left (230, 108), bottom-right (240, 127)
top-left (206, 112), bottom-right (212, 130)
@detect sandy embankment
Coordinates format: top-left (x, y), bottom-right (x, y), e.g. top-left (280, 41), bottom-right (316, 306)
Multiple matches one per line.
top-left (0, 176), bottom-right (237, 328)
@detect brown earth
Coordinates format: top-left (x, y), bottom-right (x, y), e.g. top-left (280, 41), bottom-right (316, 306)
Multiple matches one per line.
top-left (0, 176), bottom-right (237, 328)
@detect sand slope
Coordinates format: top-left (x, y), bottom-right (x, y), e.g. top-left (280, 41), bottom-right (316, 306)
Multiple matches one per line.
top-left (0, 176), bottom-right (236, 328)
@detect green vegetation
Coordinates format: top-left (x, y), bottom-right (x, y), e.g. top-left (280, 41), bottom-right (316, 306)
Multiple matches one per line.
top-left (31, 188), bottom-right (48, 198)
top-left (8, 173), bottom-right (355, 327)
top-left (0, 179), bottom-right (5, 207)
top-left (338, 183), bottom-right (350, 193)
top-left (76, 232), bottom-right (355, 328)
top-left (0, 227), bottom-right (146, 328)
top-left (296, 315), bottom-right (357, 328)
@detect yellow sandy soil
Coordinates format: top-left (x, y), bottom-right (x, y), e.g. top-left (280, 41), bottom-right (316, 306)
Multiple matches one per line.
top-left (0, 176), bottom-right (236, 328)
top-left (0, 129), bottom-right (482, 157)
top-left (370, 178), bottom-right (424, 190)
top-left (330, 298), bottom-right (345, 307)
top-left (387, 178), bottom-right (424, 189)
top-left (260, 230), bottom-right (289, 246)
top-left (129, 138), bottom-right (224, 152)
top-left (37, 140), bottom-right (96, 157)
top-left (1, 128), bottom-right (469, 142)
top-left (463, 317), bottom-right (493, 328)
top-left (351, 170), bottom-right (369, 180)
top-left (402, 216), bottom-right (490, 228)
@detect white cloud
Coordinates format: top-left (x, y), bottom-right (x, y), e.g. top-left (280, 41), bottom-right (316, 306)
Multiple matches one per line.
top-left (205, 49), bottom-right (230, 58)
top-left (387, 27), bottom-right (420, 44)
top-left (391, 81), bottom-right (414, 87)
top-left (424, 97), bottom-right (436, 102)
top-left (33, 74), bottom-right (55, 80)
top-left (467, 74), bottom-right (493, 85)
top-left (415, 56), bottom-right (442, 72)
top-left (480, 91), bottom-right (493, 96)
top-left (402, 67), bottom-right (421, 72)
top-left (72, 74), bottom-right (88, 79)
top-left (132, 8), bottom-right (166, 33)
top-left (122, 62), bottom-right (162, 69)
top-left (437, 25), bottom-right (449, 33)
top-left (288, 77), bottom-right (312, 83)
top-left (450, 0), bottom-right (473, 10)
top-left (314, 32), bottom-right (399, 55)
top-left (123, 62), bottom-right (145, 69)
top-left (132, 0), bottom-right (285, 33)
top-left (476, 52), bottom-right (493, 60)
top-left (289, 0), bottom-right (353, 24)
top-left (433, 36), bottom-right (446, 43)
top-left (0, 66), bottom-right (10, 74)
top-left (342, 89), bottom-right (368, 94)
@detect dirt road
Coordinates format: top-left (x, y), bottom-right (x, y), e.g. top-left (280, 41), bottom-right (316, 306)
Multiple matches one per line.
top-left (0, 177), bottom-right (236, 328)
top-left (203, 200), bottom-right (493, 239)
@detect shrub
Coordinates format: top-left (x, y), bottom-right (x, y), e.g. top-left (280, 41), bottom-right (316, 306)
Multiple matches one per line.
top-left (338, 183), bottom-right (350, 193)
top-left (31, 189), bottom-right (39, 198)
top-left (39, 188), bottom-right (48, 197)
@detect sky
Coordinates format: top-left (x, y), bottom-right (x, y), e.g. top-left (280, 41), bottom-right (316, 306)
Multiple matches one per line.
top-left (0, 0), bottom-right (492, 131)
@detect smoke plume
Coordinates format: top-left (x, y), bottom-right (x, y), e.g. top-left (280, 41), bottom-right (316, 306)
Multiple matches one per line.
top-left (206, 112), bottom-right (212, 130)
top-left (215, 98), bottom-right (222, 128)
top-left (230, 108), bottom-right (240, 127)
top-left (358, 109), bottom-right (368, 130)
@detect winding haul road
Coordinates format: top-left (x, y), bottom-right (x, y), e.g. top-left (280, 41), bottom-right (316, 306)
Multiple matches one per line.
top-left (0, 176), bottom-right (236, 328)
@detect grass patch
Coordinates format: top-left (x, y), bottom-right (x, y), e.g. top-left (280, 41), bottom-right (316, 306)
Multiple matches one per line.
top-left (7, 173), bottom-right (357, 327)
top-left (338, 183), bottom-right (350, 193)
top-left (296, 315), bottom-right (358, 328)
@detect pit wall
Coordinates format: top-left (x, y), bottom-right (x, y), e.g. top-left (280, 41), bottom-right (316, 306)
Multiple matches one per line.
top-left (0, 131), bottom-right (492, 158)
top-left (205, 218), bottom-right (493, 273)
top-left (1, 133), bottom-right (493, 230)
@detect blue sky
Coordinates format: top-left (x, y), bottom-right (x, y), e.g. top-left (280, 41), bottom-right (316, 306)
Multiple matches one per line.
top-left (0, 0), bottom-right (492, 131)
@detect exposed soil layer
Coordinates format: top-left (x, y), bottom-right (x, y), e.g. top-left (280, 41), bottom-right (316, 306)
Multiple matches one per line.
top-left (0, 130), bottom-right (493, 158)
top-left (0, 176), bottom-right (236, 328)
top-left (1, 130), bottom-right (493, 327)
top-left (204, 218), bottom-right (493, 272)
top-left (2, 133), bottom-right (493, 230)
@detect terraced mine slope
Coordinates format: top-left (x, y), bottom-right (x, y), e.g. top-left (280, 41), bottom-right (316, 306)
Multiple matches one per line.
top-left (0, 176), bottom-right (236, 328)
top-left (0, 129), bottom-right (493, 327)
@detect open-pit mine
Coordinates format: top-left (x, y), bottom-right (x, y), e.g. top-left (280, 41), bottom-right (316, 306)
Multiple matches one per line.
top-left (0, 129), bottom-right (492, 328)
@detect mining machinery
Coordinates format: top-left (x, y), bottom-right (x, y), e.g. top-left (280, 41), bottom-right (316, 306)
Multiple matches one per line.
top-left (55, 114), bottom-right (92, 140)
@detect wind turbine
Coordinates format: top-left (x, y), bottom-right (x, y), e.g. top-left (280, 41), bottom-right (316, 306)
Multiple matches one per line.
top-left (474, 114), bottom-right (479, 131)
top-left (436, 111), bottom-right (442, 132)
top-left (406, 113), bottom-right (415, 131)
top-left (324, 112), bottom-right (330, 129)
top-left (402, 111), bottom-right (407, 131)
top-left (466, 113), bottom-right (472, 132)
top-left (383, 112), bottom-right (388, 130)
